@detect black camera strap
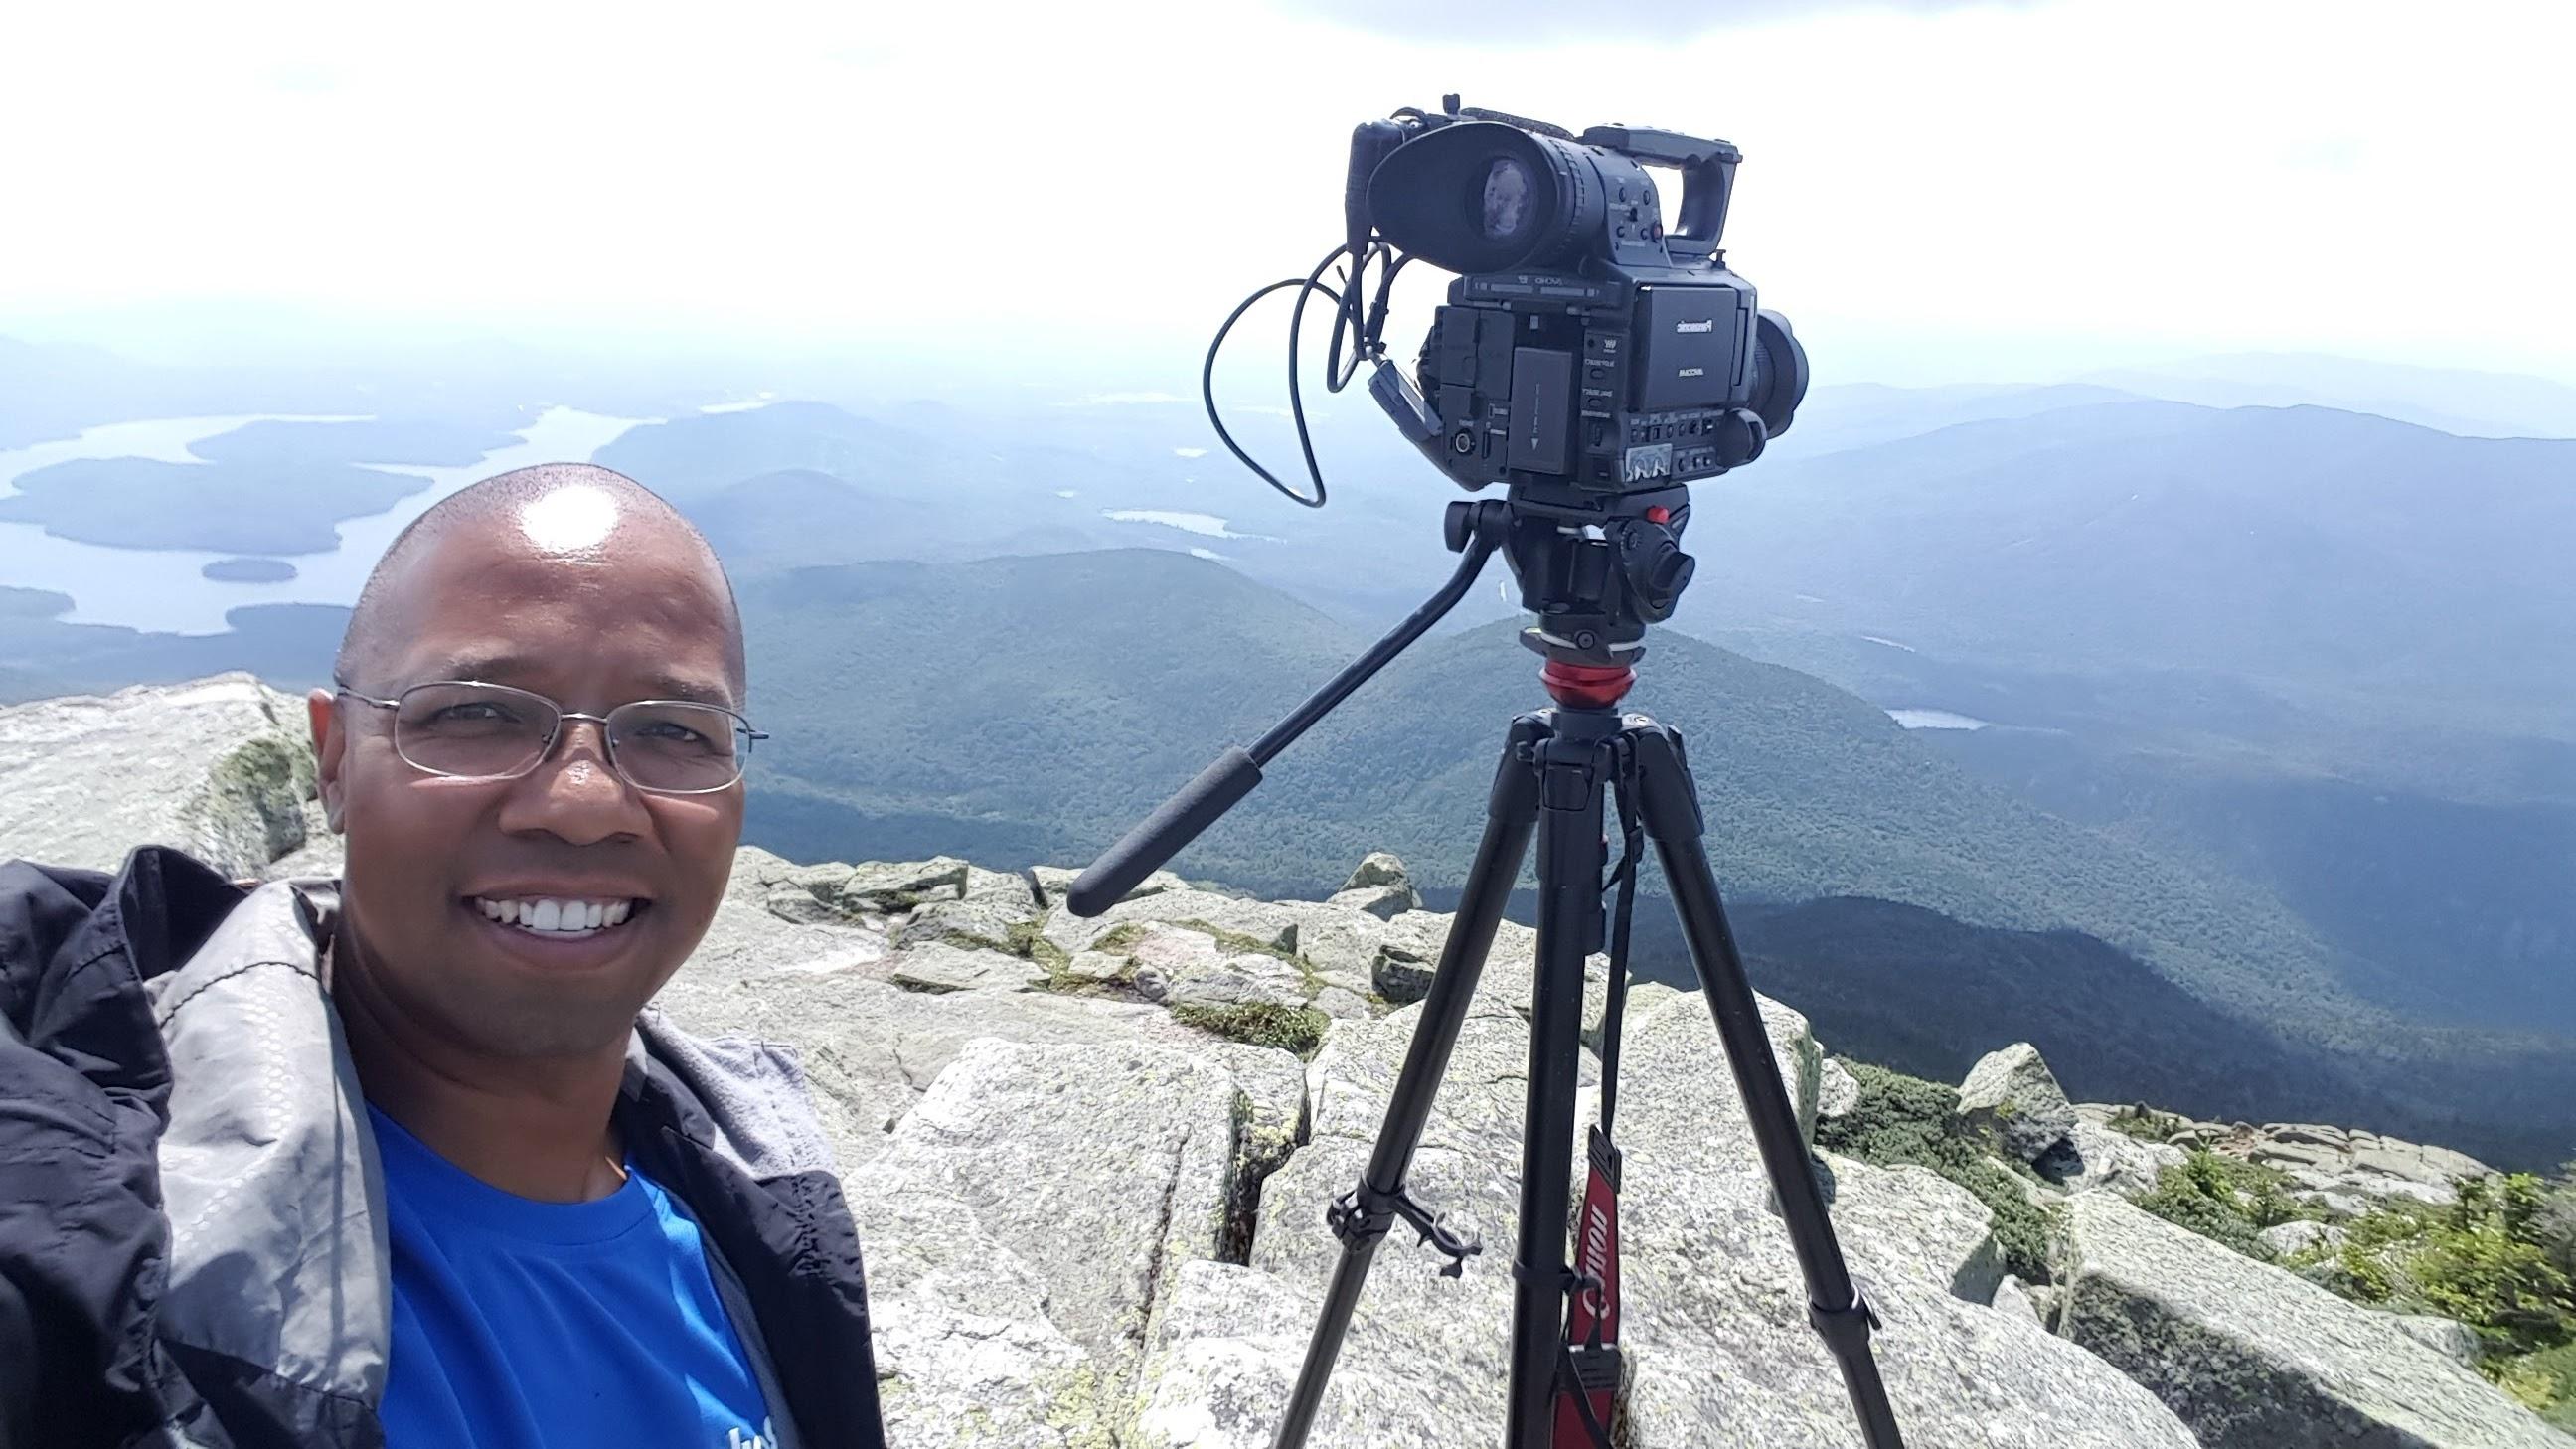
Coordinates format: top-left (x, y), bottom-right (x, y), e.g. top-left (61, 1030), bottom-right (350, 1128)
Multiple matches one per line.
top-left (1553, 766), bottom-right (1642, 1449)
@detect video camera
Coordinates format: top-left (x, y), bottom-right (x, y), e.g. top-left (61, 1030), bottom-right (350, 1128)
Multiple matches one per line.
top-left (1353, 97), bottom-right (1807, 495)
top-left (1199, 96), bottom-right (1804, 645)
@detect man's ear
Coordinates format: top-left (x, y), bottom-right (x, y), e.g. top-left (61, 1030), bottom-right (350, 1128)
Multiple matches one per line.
top-left (307, 688), bottom-right (348, 835)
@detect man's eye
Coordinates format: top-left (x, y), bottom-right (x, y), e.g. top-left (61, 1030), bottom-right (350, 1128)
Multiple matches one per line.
top-left (432, 702), bottom-right (513, 724)
top-left (636, 719), bottom-right (712, 745)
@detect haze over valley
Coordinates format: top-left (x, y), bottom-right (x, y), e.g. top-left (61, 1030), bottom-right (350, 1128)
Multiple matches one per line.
top-left (4, 329), bottom-right (2570, 1170)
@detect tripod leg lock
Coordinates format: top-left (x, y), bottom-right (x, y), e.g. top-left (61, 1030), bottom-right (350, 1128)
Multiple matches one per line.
top-left (1329, 1182), bottom-right (1483, 1276)
top-left (1808, 1279), bottom-right (1884, 1360)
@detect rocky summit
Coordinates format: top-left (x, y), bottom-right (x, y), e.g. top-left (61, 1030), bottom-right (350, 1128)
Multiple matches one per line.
top-left (6, 675), bottom-right (2569, 1446)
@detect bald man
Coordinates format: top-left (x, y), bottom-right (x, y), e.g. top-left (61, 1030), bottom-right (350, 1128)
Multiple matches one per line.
top-left (0, 466), bottom-right (886, 1448)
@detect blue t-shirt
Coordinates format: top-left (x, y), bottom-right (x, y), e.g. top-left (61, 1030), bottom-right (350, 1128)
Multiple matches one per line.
top-left (369, 1105), bottom-right (779, 1449)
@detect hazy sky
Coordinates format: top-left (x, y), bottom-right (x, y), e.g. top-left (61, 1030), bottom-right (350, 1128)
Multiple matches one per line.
top-left (3, 0), bottom-right (2570, 387)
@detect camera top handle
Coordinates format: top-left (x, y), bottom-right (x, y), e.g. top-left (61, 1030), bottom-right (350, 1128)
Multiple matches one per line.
top-left (1579, 123), bottom-right (1743, 258)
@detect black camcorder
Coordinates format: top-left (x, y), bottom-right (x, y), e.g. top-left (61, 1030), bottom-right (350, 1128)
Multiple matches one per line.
top-left (1354, 98), bottom-right (1807, 496)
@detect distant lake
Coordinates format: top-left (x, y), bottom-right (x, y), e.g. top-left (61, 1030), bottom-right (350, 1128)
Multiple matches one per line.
top-left (0, 407), bottom-right (645, 634)
top-left (1886, 708), bottom-right (1997, 730)
top-left (1100, 508), bottom-right (1280, 542)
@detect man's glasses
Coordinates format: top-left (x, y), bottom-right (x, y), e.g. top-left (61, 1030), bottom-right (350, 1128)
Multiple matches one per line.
top-left (333, 679), bottom-right (766, 796)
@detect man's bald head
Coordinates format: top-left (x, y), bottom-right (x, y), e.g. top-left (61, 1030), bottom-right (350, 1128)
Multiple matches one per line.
top-left (335, 463), bottom-right (745, 701)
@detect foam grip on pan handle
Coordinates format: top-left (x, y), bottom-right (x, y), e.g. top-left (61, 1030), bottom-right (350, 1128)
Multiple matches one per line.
top-left (1066, 747), bottom-right (1263, 917)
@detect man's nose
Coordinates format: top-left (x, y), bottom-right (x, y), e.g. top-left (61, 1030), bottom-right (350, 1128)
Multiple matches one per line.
top-left (497, 717), bottom-right (651, 844)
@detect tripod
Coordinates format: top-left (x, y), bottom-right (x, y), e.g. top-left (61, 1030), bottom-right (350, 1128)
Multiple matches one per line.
top-left (1070, 494), bottom-right (1904, 1449)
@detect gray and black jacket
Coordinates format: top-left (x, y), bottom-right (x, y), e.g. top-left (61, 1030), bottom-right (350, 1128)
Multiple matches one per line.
top-left (0, 846), bottom-right (886, 1449)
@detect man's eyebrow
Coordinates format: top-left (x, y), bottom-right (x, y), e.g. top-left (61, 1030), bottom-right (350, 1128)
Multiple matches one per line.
top-left (420, 655), bottom-right (737, 710)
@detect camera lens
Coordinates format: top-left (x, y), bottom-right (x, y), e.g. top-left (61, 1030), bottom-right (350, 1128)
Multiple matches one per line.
top-left (1480, 158), bottom-right (1534, 242)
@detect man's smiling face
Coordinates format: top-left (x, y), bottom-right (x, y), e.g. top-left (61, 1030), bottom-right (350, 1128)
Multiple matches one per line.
top-left (309, 481), bottom-right (746, 1061)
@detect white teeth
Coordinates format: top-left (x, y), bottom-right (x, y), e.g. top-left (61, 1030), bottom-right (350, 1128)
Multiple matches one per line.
top-left (475, 896), bottom-right (640, 935)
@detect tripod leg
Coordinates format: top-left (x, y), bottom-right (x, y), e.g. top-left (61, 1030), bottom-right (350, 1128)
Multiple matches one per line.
top-left (1629, 724), bottom-right (1908, 1449)
top-left (1506, 710), bottom-right (1620, 1449)
top-left (1270, 716), bottom-right (1548, 1449)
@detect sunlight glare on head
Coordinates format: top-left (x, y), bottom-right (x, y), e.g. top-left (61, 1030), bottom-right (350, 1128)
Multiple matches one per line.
top-left (518, 484), bottom-right (621, 554)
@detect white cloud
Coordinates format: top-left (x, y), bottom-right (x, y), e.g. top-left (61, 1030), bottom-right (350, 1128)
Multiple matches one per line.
top-left (0, 0), bottom-right (2567, 383)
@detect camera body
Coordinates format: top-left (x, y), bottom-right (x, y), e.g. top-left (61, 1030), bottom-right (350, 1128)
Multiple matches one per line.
top-left (1361, 107), bottom-right (1807, 496)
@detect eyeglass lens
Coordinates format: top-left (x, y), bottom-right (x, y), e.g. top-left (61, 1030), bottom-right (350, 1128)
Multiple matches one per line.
top-left (392, 682), bottom-right (744, 792)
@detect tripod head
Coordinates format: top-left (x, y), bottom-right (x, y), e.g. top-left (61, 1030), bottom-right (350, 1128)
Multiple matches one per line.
top-left (1478, 480), bottom-right (1696, 710)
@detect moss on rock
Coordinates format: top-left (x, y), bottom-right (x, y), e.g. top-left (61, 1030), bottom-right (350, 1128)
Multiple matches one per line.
top-left (1170, 1000), bottom-right (1329, 1057)
top-left (1814, 1058), bottom-right (2059, 1283)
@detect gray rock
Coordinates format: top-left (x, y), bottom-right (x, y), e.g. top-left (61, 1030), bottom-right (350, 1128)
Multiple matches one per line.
top-left (1164, 952), bottom-right (1310, 1017)
top-left (1325, 852), bottom-right (1421, 921)
top-left (2247, 1122), bottom-right (2493, 1210)
top-left (259, 798), bottom-right (344, 881)
top-left (759, 882), bottom-right (852, 926)
top-left (650, 957), bottom-right (1170, 1173)
top-left (1816, 1155), bottom-right (2007, 1304)
top-left (1818, 1057), bottom-right (1861, 1121)
top-left (2042, 1117), bottom-right (2183, 1198)
top-left (2023, 1281), bottom-right (2065, 1332)
top-left (2088, 1106), bottom-right (2496, 1213)
top-left (896, 891), bottom-right (1043, 954)
top-left (1338, 851), bottom-right (1415, 893)
top-left (834, 856), bottom-right (970, 912)
top-left (887, 940), bottom-right (1042, 995)
top-left (1135, 982), bottom-right (2192, 1447)
top-left (1368, 940), bottom-right (1435, 1005)
top-left (691, 847), bottom-right (893, 981)
top-left (1990, 1274), bottom-right (2047, 1332)
top-left (840, 1157), bottom-right (1098, 1447)
top-left (1323, 885), bottom-right (1415, 920)
top-left (2259, 1218), bottom-right (2348, 1258)
top-left (885, 1040), bottom-right (1237, 1368)
top-left (1207, 1042), bottom-right (1309, 1182)
top-left (1094, 920), bottom-right (1314, 1019)
top-left (963, 865), bottom-right (1039, 903)
top-left (1309, 985), bottom-right (1373, 1021)
top-left (1, 674), bottom-right (318, 879)
top-left (1044, 887), bottom-right (1303, 960)
top-left (753, 861), bottom-right (864, 922)
top-left (1059, 949), bottom-right (1135, 989)
top-left (848, 1037), bottom-right (1248, 1442)
top-left (2381, 1311), bottom-right (2485, 1368)
top-left (2057, 1191), bottom-right (2560, 1447)
top-left (1957, 1042), bottom-right (2079, 1166)
top-left (1264, 901), bottom-right (1392, 997)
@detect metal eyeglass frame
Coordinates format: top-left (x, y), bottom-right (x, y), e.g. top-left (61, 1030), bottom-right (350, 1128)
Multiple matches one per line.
top-left (331, 677), bottom-right (769, 796)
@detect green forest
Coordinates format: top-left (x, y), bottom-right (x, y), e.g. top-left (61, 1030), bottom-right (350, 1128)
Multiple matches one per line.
top-left (731, 549), bottom-right (2574, 1168)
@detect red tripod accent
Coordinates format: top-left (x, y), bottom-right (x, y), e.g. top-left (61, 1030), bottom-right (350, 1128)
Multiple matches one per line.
top-left (1540, 660), bottom-right (1635, 711)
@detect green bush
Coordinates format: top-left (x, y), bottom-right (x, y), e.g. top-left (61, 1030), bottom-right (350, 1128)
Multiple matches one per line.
top-left (2137, 1152), bottom-right (2275, 1260)
top-left (2103, 1103), bottom-right (2188, 1144)
top-left (2496, 1340), bottom-right (2576, 1430)
top-left (1814, 1059), bottom-right (2057, 1283)
top-left (2410, 1173), bottom-right (2576, 1362)
top-left (2537, 1165), bottom-right (2576, 1281)
top-left (2303, 1169), bottom-right (2576, 1421)
top-left (2132, 1149), bottom-right (2320, 1261)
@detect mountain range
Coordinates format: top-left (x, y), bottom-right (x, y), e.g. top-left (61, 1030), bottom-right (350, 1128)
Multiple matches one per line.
top-left (4, 335), bottom-right (2572, 1167)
